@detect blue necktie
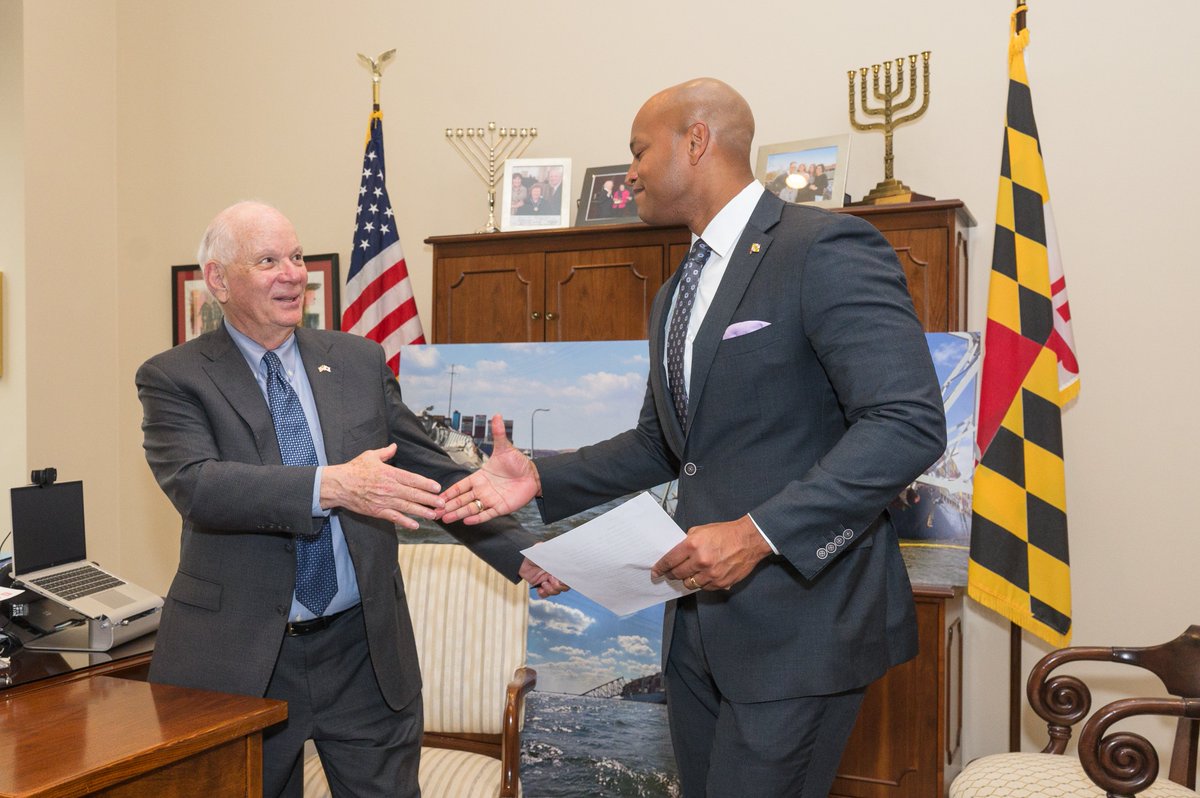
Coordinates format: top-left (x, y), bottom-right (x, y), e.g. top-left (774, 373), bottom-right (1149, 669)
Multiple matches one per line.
top-left (263, 350), bottom-right (337, 617)
top-left (666, 239), bottom-right (712, 431)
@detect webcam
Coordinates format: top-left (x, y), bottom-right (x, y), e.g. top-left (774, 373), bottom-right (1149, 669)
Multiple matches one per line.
top-left (30, 467), bottom-right (57, 487)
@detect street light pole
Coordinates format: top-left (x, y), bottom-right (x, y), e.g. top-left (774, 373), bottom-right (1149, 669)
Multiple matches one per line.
top-left (530, 408), bottom-right (550, 458)
top-left (446, 364), bottom-right (458, 418)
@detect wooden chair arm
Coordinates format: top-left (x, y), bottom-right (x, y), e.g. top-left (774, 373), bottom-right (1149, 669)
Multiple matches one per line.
top-left (1077, 696), bottom-right (1200, 797)
top-left (499, 666), bottom-right (537, 798)
top-left (1026, 645), bottom-right (1110, 753)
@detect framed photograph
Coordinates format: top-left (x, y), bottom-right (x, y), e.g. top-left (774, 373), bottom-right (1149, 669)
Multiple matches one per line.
top-left (500, 157), bottom-right (571, 232)
top-left (754, 134), bottom-right (850, 209)
top-left (575, 164), bottom-right (639, 226)
top-left (171, 253), bottom-right (341, 346)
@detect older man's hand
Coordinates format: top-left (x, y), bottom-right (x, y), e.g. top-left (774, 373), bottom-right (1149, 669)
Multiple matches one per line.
top-left (321, 443), bottom-right (444, 529)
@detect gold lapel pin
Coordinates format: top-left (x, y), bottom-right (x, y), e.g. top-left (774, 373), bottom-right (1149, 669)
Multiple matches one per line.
top-left (750, 243), bottom-right (761, 253)
top-left (318, 364), bottom-right (332, 373)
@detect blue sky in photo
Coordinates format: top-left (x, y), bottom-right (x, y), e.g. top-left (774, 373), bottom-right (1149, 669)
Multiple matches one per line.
top-left (398, 341), bottom-right (650, 451)
top-left (526, 587), bottom-right (663, 695)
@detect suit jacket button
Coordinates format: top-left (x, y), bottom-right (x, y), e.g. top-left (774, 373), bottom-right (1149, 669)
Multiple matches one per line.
top-left (835, 534), bottom-right (845, 546)
top-left (825, 542), bottom-right (836, 554)
top-left (683, 462), bottom-right (697, 476)
top-left (816, 548), bottom-right (828, 560)
top-left (843, 528), bottom-right (854, 540)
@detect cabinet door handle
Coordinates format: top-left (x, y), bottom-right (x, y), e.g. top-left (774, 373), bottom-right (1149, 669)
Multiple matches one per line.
top-left (546, 312), bottom-right (558, 321)
top-left (530, 312), bottom-right (541, 320)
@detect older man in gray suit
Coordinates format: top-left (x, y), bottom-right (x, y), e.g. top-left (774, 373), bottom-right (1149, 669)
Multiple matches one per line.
top-left (137, 201), bottom-right (562, 797)
top-left (440, 78), bottom-right (947, 797)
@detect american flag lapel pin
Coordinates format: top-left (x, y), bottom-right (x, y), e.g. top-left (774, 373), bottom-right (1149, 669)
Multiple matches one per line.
top-left (750, 243), bottom-right (761, 253)
top-left (318, 364), bottom-right (332, 373)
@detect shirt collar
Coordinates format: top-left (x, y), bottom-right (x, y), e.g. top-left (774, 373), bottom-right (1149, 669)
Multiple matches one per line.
top-left (695, 181), bottom-right (765, 259)
top-left (224, 318), bottom-right (298, 375)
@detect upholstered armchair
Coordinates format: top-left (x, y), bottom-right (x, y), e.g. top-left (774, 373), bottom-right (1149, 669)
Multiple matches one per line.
top-left (305, 543), bottom-right (535, 798)
top-left (951, 626), bottom-right (1200, 798)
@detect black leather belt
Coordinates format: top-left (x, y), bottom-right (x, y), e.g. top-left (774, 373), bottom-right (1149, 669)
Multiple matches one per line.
top-left (285, 606), bottom-right (354, 637)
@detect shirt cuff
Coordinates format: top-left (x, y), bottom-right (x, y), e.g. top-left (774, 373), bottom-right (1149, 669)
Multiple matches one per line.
top-left (312, 466), bottom-right (330, 517)
top-left (746, 513), bottom-right (779, 555)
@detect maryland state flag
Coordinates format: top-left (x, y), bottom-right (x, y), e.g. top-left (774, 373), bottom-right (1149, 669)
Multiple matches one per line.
top-left (969, 3), bottom-right (1080, 648)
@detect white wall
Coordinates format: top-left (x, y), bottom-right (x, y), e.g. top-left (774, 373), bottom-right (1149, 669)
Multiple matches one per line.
top-left (0, 0), bottom-right (27, 549)
top-left (8, 0), bottom-right (1200, 769)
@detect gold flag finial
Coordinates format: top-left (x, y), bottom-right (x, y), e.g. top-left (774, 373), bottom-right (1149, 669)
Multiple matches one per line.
top-left (356, 49), bottom-right (396, 106)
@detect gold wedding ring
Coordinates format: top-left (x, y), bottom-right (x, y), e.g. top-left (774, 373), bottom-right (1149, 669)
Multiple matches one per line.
top-left (473, 499), bottom-right (485, 514)
top-left (685, 576), bottom-right (701, 590)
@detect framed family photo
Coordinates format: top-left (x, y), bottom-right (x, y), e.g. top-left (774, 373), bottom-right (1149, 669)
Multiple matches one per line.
top-left (171, 253), bottom-right (341, 345)
top-left (500, 157), bottom-right (572, 232)
top-left (754, 134), bottom-right (850, 209)
top-left (575, 164), bottom-right (639, 226)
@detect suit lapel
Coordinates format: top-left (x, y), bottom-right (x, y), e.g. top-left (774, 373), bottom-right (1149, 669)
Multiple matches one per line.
top-left (295, 328), bottom-right (342, 462)
top-left (199, 325), bottom-right (280, 464)
top-left (686, 193), bottom-right (784, 432)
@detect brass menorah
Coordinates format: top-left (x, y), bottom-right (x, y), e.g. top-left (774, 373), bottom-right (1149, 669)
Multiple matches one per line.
top-left (848, 51), bottom-right (931, 204)
top-left (445, 122), bottom-right (537, 233)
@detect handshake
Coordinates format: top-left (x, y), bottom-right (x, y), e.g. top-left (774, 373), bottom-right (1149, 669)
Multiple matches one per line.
top-left (321, 427), bottom-right (566, 598)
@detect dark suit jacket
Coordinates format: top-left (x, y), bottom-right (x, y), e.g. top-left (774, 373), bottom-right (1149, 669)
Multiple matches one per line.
top-left (536, 192), bottom-right (946, 702)
top-left (136, 325), bottom-right (535, 709)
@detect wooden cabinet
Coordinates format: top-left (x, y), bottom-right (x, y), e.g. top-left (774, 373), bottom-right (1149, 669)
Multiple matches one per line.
top-left (426, 225), bottom-right (682, 343)
top-left (427, 199), bottom-right (973, 342)
top-left (832, 586), bottom-right (964, 798)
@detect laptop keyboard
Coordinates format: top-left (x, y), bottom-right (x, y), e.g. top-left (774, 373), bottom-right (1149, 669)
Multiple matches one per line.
top-left (30, 565), bottom-right (125, 600)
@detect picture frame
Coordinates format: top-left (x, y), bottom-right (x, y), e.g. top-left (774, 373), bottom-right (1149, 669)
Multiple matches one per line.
top-left (500, 157), bottom-right (572, 232)
top-left (575, 164), bottom-right (640, 226)
top-left (754, 134), bottom-right (850, 209)
top-left (171, 253), bottom-right (341, 346)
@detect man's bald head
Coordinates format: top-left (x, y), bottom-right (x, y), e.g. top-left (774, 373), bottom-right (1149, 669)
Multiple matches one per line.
top-left (639, 78), bottom-right (755, 167)
top-left (198, 201), bottom-right (292, 268)
top-left (626, 78), bottom-right (756, 232)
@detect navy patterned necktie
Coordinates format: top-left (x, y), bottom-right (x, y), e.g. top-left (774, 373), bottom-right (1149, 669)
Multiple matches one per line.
top-left (666, 239), bottom-right (713, 431)
top-left (263, 350), bottom-right (337, 616)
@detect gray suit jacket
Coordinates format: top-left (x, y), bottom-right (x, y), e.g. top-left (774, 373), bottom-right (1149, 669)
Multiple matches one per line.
top-left (537, 193), bottom-right (946, 702)
top-left (136, 325), bottom-right (535, 709)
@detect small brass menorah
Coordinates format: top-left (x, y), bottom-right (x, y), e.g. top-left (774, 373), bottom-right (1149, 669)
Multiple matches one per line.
top-left (445, 122), bottom-right (537, 233)
top-left (848, 51), bottom-right (931, 205)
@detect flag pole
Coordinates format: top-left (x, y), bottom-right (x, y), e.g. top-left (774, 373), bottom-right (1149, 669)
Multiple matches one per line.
top-left (1009, 1), bottom-right (1027, 755)
top-left (1007, 0), bottom-right (1027, 755)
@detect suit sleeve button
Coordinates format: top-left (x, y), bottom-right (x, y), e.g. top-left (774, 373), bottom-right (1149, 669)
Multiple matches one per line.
top-left (816, 548), bottom-right (828, 560)
top-left (843, 528), bottom-right (854, 540)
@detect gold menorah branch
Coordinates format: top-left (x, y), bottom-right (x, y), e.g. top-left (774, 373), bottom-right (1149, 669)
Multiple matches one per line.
top-left (445, 122), bottom-right (537, 233)
top-left (848, 51), bottom-right (931, 204)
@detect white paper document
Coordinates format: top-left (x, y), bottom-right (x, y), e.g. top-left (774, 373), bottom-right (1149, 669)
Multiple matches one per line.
top-left (521, 492), bottom-right (699, 616)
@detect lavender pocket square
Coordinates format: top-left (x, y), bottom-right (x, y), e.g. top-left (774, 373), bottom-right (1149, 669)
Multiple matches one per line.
top-left (722, 320), bottom-right (771, 340)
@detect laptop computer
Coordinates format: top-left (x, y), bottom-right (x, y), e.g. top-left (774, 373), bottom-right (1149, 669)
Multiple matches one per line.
top-left (10, 480), bottom-right (163, 623)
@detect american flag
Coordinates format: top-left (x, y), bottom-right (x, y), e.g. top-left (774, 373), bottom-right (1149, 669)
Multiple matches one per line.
top-left (343, 111), bottom-right (425, 373)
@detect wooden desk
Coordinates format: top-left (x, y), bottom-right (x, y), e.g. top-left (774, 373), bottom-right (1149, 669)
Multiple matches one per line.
top-left (0, 676), bottom-right (286, 797)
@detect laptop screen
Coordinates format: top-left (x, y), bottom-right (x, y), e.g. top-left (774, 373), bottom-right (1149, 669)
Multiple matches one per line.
top-left (10, 481), bottom-right (87, 575)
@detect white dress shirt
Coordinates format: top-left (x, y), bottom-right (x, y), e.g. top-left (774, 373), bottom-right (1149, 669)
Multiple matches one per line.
top-left (662, 181), bottom-right (779, 553)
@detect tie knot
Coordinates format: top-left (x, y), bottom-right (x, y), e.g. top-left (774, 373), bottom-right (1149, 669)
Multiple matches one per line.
top-left (262, 350), bottom-right (285, 379)
top-left (690, 239), bottom-right (712, 264)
